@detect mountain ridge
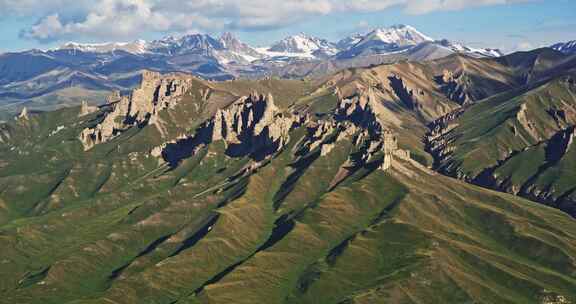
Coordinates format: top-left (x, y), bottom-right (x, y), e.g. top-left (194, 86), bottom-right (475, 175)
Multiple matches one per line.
top-left (0, 25), bottom-right (563, 121)
top-left (552, 40), bottom-right (576, 54)
top-left (53, 25), bottom-right (496, 61)
top-left (1, 50), bottom-right (576, 302)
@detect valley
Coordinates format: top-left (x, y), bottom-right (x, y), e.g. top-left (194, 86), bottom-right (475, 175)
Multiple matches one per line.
top-left (1, 45), bottom-right (576, 303)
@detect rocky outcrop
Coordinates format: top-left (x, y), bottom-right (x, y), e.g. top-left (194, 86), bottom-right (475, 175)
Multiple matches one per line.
top-left (424, 108), bottom-right (464, 171)
top-left (435, 70), bottom-right (472, 105)
top-left (0, 124), bottom-right (11, 144)
top-left (153, 83), bottom-right (411, 175)
top-left (307, 88), bottom-right (410, 172)
top-left (336, 86), bottom-right (404, 130)
top-left (516, 103), bottom-right (541, 141)
top-left (301, 120), bottom-right (356, 157)
top-left (388, 75), bottom-right (420, 111)
top-left (160, 92), bottom-right (303, 166)
top-left (78, 100), bottom-right (98, 117)
top-left (212, 93), bottom-right (285, 143)
top-left (426, 89), bottom-right (576, 217)
top-left (426, 107), bottom-right (464, 140)
top-left (343, 88), bottom-right (410, 169)
top-left (17, 107), bottom-right (28, 120)
top-left (381, 130), bottom-right (411, 171)
top-left (210, 92), bottom-right (298, 148)
top-left (79, 71), bottom-right (195, 150)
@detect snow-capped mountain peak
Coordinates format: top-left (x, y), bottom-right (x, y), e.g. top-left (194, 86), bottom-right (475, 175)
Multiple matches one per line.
top-left (267, 33), bottom-right (337, 54)
top-left (147, 34), bottom-right (224, 55)
top-left (551, 40), bottom-right (576, 54)
top-left (336, 34), bottom-right (364, 50)
top-left (437, 39), bottom-right (503, 58)
top-left (359, 24), bottom-right (434, 47)
top-left (57, 34), bottom-right (226, 56)
top-left (219, 33), bottom-right (262, 58)
top-left (219, 32), bottom-right (242, 49)
top-left (58, 40), bottom-right (148, 54)
top-left (53, 26), bottom-right (505, 70)
top-left (215, 32), bottom-right (264, 64)
top-left (335, 25), bottom-right (435, 59)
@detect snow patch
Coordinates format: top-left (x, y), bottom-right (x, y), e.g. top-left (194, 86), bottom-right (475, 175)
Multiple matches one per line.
top-left (49, 125), bottom-right (65, 137)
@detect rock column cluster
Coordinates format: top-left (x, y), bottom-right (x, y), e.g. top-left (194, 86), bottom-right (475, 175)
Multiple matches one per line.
top-left (79, 71), bottom-right (194, 150)
top-left (302, 87), bottom-right (410, 171)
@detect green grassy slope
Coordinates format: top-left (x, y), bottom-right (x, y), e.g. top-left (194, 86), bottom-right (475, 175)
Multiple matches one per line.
top-left (1, 53), bottom-right (576, 303)
top-left (0, 92), bottom-right (575, 304)
top-left (427, 74), bottom-right (576, 216)
top-left (1, 141), bottom-right (575, 304)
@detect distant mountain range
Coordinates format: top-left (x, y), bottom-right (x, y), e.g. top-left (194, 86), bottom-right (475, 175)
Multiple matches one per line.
top-left (0, 24), bottom-right (566, 118)
top-left (53, 24), bottom-right (502, 64)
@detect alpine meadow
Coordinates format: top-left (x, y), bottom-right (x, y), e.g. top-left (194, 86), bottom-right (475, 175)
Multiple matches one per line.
top-left (1, 1), bottom-right (576, 303)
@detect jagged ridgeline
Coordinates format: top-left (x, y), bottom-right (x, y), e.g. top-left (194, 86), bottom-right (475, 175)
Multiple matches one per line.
top-left (1, 50), bottom-right (576, 304)
top-left (426, 53), bottom-right (576, 217)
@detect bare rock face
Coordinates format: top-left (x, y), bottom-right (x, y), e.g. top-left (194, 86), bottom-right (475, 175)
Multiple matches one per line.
top-left (106, 91), bottom-right (121, 104)
top-left (387, 74), bottom-right (423, 111)
top-left (435, 69), bottom-right (472, 105)
top-left (338, 89), bottom-right (410, 171)
top-left (423, 107), bottom-right (465, 171)
top-left (79, 71), bottom-right (195, 150)
top-left (17, 107), bottom-right (28, 120)
top-left (153, 83), bottom-right (409, 172)
top-left (516, 103), bottom-right (541, 142)
top-left (78, 100), bottom-right (98, 117)
top-left (381, 130), bottom-right (411, 171)
top-left (0, 124), bottom-right (11, 144)
top-left (160, 92), bottom-right (303, 167)
top-left (211, 92), bottom-right (295, 145)
top-left (567, 128), bottom-right (576, 153)
top-left (302, 87), bottom-right (410, 172)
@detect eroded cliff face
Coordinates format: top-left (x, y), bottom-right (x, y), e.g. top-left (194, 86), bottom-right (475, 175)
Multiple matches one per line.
top-left (425, 76), bottom-right (576, 216)
top-left (17, 107), bottom-right (29, 121)
top-left (79, 71), bottom-right (195, 150)
top-left (319, 57), bottom-right (524, 125)
top-left (297, 87), bottom-right (411, 179)
top-left (78, 101), bottom-right (98, 117)
top-left (424, 108), bottom-right (466, 174)
top-left (433, 69), bottom-right (493, 105)
top-left (160, 92), bottom-right (303, 167)
top-left (210, 93), bottom-right (294, 145)
top-left (339, 88), bottom-right (411, 170)
top-left (152, 83), bottom-right (411, 179)
top-left (76, 68), bottom-right (410, 185)
top-left (0, 124), bottom-right (11, 144)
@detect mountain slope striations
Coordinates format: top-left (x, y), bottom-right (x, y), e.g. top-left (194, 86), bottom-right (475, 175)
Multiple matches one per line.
top-left (0, 65), bottom-right (576, 304)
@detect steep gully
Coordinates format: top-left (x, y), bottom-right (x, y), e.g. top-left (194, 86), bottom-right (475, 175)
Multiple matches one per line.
top-left (80, 71), bottom-right (413, 302)
top-left (425, 108), bottom-right (576, 217)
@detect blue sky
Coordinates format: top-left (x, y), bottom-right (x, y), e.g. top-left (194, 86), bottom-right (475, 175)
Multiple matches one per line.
top-left (0, 0), bottom-right (574, 53)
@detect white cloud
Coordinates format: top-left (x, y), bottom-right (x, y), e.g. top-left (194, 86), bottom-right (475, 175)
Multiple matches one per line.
top-left (7, 0), bottom-right (540, 42)
top-left (403, 0), bottom-right (532, 14)
top-left (22, 14), bottom-right (64, 41)
top-left (517, 42), bottom-right (534, 50)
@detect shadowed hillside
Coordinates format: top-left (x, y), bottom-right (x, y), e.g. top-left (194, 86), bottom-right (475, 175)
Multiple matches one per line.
top-left (1, 50), bottom-right (576, 304)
